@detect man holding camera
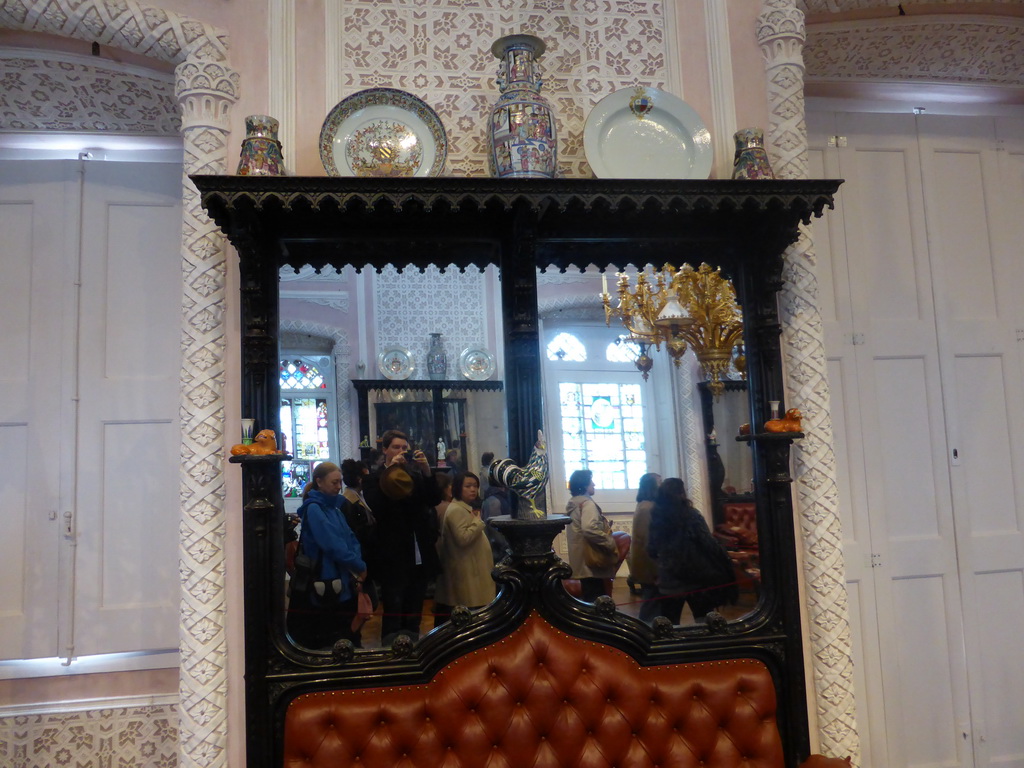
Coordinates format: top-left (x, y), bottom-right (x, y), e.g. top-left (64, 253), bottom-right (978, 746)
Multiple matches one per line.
top-left (362, 429), bottom-right (442, 644)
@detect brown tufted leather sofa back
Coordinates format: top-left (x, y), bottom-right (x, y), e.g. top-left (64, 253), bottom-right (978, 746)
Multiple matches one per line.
top-left (283, 612), bottom-right (785, 768)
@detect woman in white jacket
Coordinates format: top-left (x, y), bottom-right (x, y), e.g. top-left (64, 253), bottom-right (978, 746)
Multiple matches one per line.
top-left (434, 472), bottom-right (496, 620)
top-left (565, 469), bottom-right (618, 601)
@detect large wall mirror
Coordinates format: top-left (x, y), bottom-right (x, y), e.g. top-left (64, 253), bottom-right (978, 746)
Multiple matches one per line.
top-left (278, 263), bottom-right (509, 650)
top-left (195, 175), bottom-right (840, 762)
top-left (537, 265), bottom-right (759, 629)
top-left (274, 255), bottom-right (765, 653)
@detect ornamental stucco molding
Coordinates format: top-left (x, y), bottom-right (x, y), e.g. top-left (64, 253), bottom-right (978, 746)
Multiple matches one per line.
top-left (175, 56), bottom-right (239, 768)
top-left (759, 1), bottom-right (860, 763)
top-left (804, 16), bottom-right (1024, 87)
top-left (797, 0), bottom-right (1016, 14)
top-left (0, 49), bottom-right (179, 134)
top-left (0, 0), bottom-right (228, 63)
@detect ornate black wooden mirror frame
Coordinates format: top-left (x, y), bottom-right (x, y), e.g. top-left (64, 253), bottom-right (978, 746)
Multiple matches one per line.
top-left (193, 175), bottom-right (841, 768)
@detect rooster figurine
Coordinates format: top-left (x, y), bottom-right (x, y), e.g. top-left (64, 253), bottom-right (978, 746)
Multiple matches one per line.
top-left (488, 430), bottom-right (549, 518)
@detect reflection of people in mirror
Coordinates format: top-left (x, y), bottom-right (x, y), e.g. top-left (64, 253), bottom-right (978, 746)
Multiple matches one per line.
top-left (648, 478), bottom-right (738, 624)
top-left (565, 469), bottom-right (619, 602)
top-left (627, 472), bottom-right (662, 623)
top-left (287, 462), bottom-right (367, 649)
top-left (362, 429), bottom-right (441, 645)
top-left (433, 472), bottom-right (494, 626)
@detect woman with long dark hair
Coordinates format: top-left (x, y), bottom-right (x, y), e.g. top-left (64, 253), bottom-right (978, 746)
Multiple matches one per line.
top-left (287, 461), bottom-right (367, 649)
top-left (648, 477), bottom-right (737, 623)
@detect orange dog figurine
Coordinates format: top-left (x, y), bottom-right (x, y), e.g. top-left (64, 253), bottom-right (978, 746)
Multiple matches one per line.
top-left (230, 429), bottom-right (283, 455)
top-left (765, 408), bottom-right (802, 433)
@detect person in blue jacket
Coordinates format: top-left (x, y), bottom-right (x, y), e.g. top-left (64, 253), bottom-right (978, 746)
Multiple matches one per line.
top-left (287, 461), bottom-right (367, 649)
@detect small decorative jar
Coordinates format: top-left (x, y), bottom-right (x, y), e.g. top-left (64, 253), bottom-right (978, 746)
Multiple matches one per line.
top-left (426, 333), bottom-right (448, 381)
top-left (488, 34), bottom-right (557, 178)
top-left (731, 128), bottom-right (774, 180)
top-left (237, 114), bottom-right (285, 176)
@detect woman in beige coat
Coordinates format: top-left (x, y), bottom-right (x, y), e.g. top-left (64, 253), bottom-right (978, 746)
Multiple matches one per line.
top-left (434, 472), bottom-right (496, 619)
top-left (565, 468), bottom-right (618, 602)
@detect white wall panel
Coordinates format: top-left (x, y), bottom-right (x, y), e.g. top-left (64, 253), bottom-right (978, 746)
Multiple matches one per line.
top-left (99, 422), bottom-right (178, 612)
top-left (891, 575), bottom-right (961, 767)
top-left (0, 426), bottom-right (31, 627)
top-left (0, 162), bottom-right (74, 661)
top-left (103, 203), bottom-right (181, 380)
top-left (929, 151), bottom-right (997, 321)
top-left (72, 161), bottom-right (182, 658)
top-left (0, 202), bottom-right (32, 371)
top-left (872, 357), bottom-right (941, 541)
top-left (973, 570), bottom-right (1024, 766)
top-left (953, 355), bottom-right (1016, 534)
top-left (852, 149), bottom-right (922, 321)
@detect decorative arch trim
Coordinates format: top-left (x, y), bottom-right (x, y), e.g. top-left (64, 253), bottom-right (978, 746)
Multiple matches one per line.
top-left (0, 0), bottom-right (228, 63)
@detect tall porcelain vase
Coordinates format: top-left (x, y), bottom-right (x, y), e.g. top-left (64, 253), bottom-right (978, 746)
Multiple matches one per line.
top-left (489, 34), bottom-right (557, 178)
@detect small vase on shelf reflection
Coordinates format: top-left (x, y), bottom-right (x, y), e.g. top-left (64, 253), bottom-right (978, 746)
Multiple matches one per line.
top-left (731, 127), bottom-right (774, 180)
top-left (426, 333), bottom-right (448, 381)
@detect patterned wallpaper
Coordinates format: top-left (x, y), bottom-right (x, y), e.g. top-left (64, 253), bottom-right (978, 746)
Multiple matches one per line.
top-left (373, 265), bottom-right (489, 378)
top-left (804, 17), bottom-right (1024, 86)
top-left (0, 702), bottom-right (178, 768)
top-left (336, 0), bottom-right (670, 177)
top-left (798, 0), bottom-right (1018, 11)
top-left (0, 50), bottom-right (179, 134)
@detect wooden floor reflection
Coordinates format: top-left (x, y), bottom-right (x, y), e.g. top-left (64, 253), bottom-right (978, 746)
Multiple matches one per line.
top-left (355, 577), bottom-right (760, 650)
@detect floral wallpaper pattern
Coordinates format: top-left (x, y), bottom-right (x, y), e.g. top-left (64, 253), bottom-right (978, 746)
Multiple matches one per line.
top-left (0, 52), bottom-right (179, 133)
top-left (0, 703), bottom-right (179, 768)
top-left (336, 0), bottom-right (670, 177)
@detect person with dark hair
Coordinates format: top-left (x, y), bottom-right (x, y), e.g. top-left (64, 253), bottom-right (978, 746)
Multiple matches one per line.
top-left (481, 484), bottom-right (511, 561)
top-left (479, 451), bottom-right (495, 495)
top-left (565, 468), bottom-right (618, 602)
top-left (434, 472), bottom-right (495, 624)
top-left (287, 462), bottom-right (367, 649)
top-left (434, 471), bottom-right (454, 526)
top-left (648, 477), bottom-right (738, 624)
top-left (628, 472), bottom-right (662, 622)
top-left (362, 429), bottom-right (441, 644)
top-left (340, 459), bottom-right (379, 627)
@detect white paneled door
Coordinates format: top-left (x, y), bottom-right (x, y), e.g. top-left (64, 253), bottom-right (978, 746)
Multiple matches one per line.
top-left (809, 112), bottom-right (1024, 768)
top-left (0, 162), bottom-right (76, 659)
top-left (0, 160), bottom-right (181, 662)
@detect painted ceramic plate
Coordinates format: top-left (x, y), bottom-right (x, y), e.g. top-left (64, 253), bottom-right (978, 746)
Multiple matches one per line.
top-left (378, 347), bottom-right (414, 380)
top-left (583, 87), bottom-right (712, 179)
top-left (459, 347), bottom-right (496, 381)
top-left (319, 88), bottom-right (448, 177)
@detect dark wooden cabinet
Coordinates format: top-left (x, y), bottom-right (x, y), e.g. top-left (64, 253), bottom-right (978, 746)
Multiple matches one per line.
top-left (352, 378), bottom-right (503, 467)
top-left (194, 175), bottom-right (841, 768)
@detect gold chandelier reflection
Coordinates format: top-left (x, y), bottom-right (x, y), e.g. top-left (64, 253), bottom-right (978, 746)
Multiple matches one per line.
top-left (602, 262), bottom-right (745, 396)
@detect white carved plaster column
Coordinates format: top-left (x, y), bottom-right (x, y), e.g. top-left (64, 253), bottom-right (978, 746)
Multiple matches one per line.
top-left (757, 1), bottom-right (860, 762)
top-left (174, 57), bottom-right (240, 768)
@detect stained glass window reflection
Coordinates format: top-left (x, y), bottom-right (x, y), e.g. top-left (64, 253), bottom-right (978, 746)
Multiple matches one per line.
top-left (546, 332), bottom-right (586, 362)
top-left (606, 337), bottom-right (641, 363)
top-left (281, 359), bottom-right (327, 390)
top-left (280, 356), bottom-right (334, 499)
top-left (558, 382), bottom-right (645, 489)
